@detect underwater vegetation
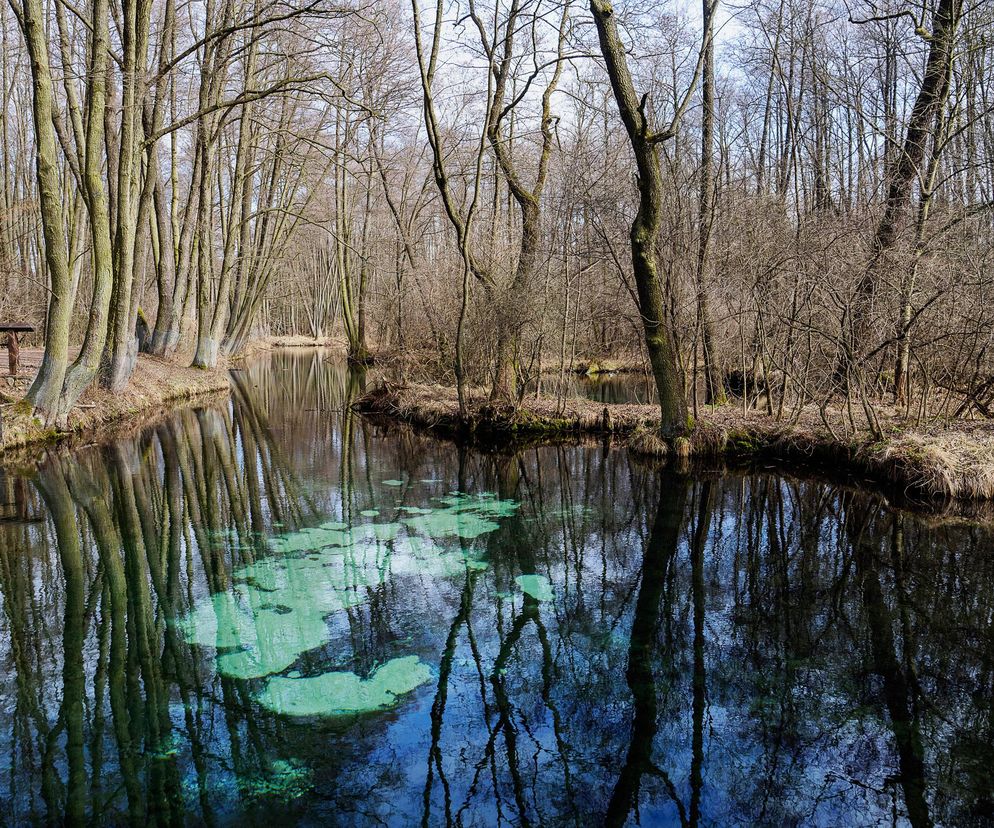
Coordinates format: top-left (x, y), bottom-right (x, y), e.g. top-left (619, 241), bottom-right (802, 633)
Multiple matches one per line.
top-left (176, 490), bottom-right (527, 716)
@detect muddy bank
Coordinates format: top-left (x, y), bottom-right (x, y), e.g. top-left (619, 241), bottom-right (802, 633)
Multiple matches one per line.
top-left (356, 382), bottom-right (994, 503)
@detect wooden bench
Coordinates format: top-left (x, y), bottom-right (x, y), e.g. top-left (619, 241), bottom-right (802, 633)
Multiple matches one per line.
top-left (0, 323), bottom-right (34, 376)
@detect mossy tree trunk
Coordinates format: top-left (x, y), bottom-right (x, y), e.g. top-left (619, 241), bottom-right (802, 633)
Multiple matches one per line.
top-left (102, 0), bottom-right (153, 392)
top-left (18, 0), bottom-right (116, 427)
top-left (589, 0), bottom-right (694, 436)
top-left (190, 2), bottom-right (232, 370)
top-left (55, 0), bottom-right (116, 424)
top-left (17, 0), bottom-right (74, 422)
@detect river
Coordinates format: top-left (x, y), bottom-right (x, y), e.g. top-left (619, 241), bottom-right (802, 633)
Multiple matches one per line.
top-left (0, 349), bottom-right (990, 826)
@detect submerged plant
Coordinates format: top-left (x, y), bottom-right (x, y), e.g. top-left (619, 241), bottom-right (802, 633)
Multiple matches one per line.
top-left (175, 491), bottom-right (519, 712)
top-left (515, 574), bottom-right (554, 601)
top-left (256, 655), bottom-right (433, 717)
top-left (237, 759), bottom-right (314, 803)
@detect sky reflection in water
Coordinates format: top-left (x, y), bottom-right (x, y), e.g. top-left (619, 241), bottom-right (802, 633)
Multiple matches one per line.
top-left (0, 350), bottom-right (991, 826)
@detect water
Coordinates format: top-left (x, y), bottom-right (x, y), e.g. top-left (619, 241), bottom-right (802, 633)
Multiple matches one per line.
top-left (0, 350), bottom-right (991, 826)
top-left (528, 372), bottom-right (659, 405)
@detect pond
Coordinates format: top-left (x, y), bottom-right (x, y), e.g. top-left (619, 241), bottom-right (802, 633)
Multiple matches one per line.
top-left (0, 349), bottom-right (991, 826)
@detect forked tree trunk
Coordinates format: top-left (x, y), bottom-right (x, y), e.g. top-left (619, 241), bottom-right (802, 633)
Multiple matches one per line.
top-left (590, 0), bottom-right (690, 436)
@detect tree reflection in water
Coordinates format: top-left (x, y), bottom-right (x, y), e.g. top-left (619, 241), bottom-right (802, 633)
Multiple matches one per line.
top-left (0, 349), bottom-right (991, 826)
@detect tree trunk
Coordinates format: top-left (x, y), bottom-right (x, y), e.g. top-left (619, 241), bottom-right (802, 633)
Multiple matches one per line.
top-left (695, 0), bottom-right (725, 405)
top-left (590, 0), bottom-right (690, 436)
top-left (18, 0), bottom-right (75, 422)
top-left (843, 0), bottom-right (962, 382)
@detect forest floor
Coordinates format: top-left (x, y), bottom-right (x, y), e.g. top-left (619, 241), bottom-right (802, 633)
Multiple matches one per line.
top-left (357, 382), bottom-right (994, 504)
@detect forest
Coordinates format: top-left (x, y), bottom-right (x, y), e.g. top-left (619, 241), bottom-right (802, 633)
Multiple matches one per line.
top-left (0, 0), bottom-right (992, 448)
top-left (1, 0), bottom-right (994, 821)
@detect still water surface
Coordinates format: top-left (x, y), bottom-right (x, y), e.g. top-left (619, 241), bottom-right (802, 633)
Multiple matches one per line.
top-left (529, 373), bottom-right (659, 405)
top-left (0, 350), bottom-right (992, 826)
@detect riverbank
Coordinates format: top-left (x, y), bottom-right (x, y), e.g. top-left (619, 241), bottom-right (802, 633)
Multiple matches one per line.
top-left (234, 334), bottom-right (347, 361)
top-left (356, 382), bottom-right (994, 503)
top-left (0, 336), bottom-right (348, 459)
top-left (0, 354), bottom-right (233, 458)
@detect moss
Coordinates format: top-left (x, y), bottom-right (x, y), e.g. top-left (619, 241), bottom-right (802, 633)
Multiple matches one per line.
top-left (10, 398), bottom-right (33, 416)
top-left (725, 429), bottom-right (758, 453)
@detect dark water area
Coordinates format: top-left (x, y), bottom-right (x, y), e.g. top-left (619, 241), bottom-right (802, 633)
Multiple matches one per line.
top-left (1, 350), bottom-right (992, 826)
top-left (529, 372), bottom-right (659, 406)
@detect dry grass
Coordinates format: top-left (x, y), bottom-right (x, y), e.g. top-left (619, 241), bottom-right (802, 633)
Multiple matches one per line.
top-left (0, 354), bottom-right (230, 457)
top-left (874, 431), bottom-right (994, 500)
top-left (628, 426), bottom-right (669, 456)
top-left (236, 334), bottom-right (346, 360)
top-left (357, 381), bottom-right (994, 502)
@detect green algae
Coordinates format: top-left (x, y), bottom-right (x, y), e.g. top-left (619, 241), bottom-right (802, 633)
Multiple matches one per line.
top-left (397, 491), bottom-right (516, 539)
top-left (436, 493), bottom-right (519, 518)
top-left (401, 510), bottom-right (500, 539)
top-left (368, 522), bottom-right (403, 541)
top-left (319, 520), bottom-right (348, 530)
top-left (382, 479), bottom-right (404, 486)
top-left (360, 509), bottom-right (379, 517)
top-left (237, 759), bottom-right (313, 803)
top-left (177, 588), bottom-right (258, 649)
top-left (268, 525), bottom-right (356, 554)
top-left (215, 605), bottom-right (333, 679)
top-left (178, 550), bottom-right (374, 679)
top-left (387, 536), bottom-right (477, 578)
top-left (515, 574), bottom-right (554, 601)
top-left (180, 491), bottom-right (517, 686)
top-left (256, 655), bottom-right (433, 717)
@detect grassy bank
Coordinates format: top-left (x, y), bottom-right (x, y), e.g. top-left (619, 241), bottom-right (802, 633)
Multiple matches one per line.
top-left (356, 382), bottom-right (994, 503)
top-left (0, 354), bottom-right (232, 457)
top-left (0, 336), bottom-right (346, 459)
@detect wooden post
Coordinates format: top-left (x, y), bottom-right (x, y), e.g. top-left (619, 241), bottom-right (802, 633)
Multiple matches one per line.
top-left (6, 332), bottom-right (18, 376)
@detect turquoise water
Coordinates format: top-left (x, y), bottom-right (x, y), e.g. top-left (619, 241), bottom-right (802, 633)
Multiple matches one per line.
top-left (0, 350), bottom-right (991, 826)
